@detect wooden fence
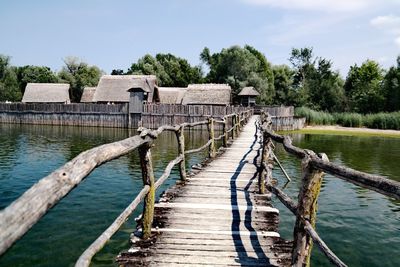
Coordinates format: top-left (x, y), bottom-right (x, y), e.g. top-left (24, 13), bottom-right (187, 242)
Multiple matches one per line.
top-left (0, 109), bottom-right (253, 267)
top-left (258, 111), bottom-right (400, 266)
top-left (0, 103), bottom-right (129, 128)
top-left (0, 103), bottom-right (129, 113)
top-left (254, 106), bottom-right (306, 131)
top-left (0, 103), bottom-right (251, 129)
top-left (140, 104), bottom-right (249, 129)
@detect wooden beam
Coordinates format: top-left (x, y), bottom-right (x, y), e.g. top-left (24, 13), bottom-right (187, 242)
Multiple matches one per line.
top-left (207, 117), bottom-right (216, 158)
top-left (138, 143), bottom-right (156, 239)
top-left (0, 134), bottom-right (153, 256)
top-left (175, 125), bottom-right (186, 181)
top-left (292, 152), bottom-right (329, 267)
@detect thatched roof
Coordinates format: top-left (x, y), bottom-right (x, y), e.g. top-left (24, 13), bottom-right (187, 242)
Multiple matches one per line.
top-left (22, 83), bottom-right (70, 103)
top-left (93, 75), bottom-right (157, 103)
top-left (182, 84), bottom-right (231, 105)
top-left (80, 86), bottom-right (96, 103)
top-left (158, 87), bottom-right (187, 104)
top-left (238, 86), bottom-right (260, 96)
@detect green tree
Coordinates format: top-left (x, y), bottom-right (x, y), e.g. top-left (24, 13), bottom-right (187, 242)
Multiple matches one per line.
top-left (307, 58), bottom-right (346, 112)
top-left (272, 65), bottom-right (295, 105)
top-left (0, 55), bottom-right (22, 101)
top-left (289, 48), bottom-right (346, 111)
top-left (344, 60), bottom-right (385, 113)
top-left (111, 69), bottom-right (124, 75)
top-left (288, 47), bottom-right (315, 106)
top-left (382, 56), bottom-right (400, 111)
top-left (200, 45), bottom-right (275, 104)
top-left (128, 53), bottom-right (202, 87)
top-left (58, 57), bottom-right (102, 102)
top-left (15, 65), bottom-right (59, 94)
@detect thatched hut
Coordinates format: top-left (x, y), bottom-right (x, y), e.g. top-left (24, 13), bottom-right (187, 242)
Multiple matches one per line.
top-left (182, 84), bottom-right (231, 105)
top-left (80, 86), bottom-right (96, 103)
top-left (22, 83), bottom-right (71, 104)
top-left (93, 75), bottom-right (158, 103)
top-left (158, 87), bottom-right (187, 104)
top-left (238, 86), bottom-right (259, 106)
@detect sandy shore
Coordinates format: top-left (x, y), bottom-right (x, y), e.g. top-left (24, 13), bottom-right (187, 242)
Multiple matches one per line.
top-left (298, 125), bottom-right (400, 137)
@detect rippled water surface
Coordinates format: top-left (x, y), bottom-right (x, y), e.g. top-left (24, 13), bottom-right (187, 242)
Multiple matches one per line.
top-left (0, 124), bottom-right (399, 266)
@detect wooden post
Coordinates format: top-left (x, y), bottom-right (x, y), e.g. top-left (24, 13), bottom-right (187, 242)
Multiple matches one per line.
top-left (222, 117), bottom-right (228, 147)
top-left (175, 125), bottom-right (186, 181)
top-left (207, 117), bottom-right (216, 158)
top-left (238, 113), bottom-right (242, 131)
top-left (235, 114), bottom-right (240, 137)
top-left (259, 131), bottom-right (267, 194)
top-left (232, 115), bottom-right (236, 139)
top-left (259, 116), bottom-right (273, 194)
top-left (292, 152), bottom-right (329, 267)
top-left (138, 143), bottom-right (156, 239)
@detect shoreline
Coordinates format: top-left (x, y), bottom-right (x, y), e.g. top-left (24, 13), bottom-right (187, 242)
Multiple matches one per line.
top-left (289, 125), bottom-right (400, 138)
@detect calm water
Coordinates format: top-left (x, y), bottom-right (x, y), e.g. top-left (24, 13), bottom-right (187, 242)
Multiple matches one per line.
top-left (274, 133), bottom-right (400, 267)
top-left (0, 124), bottom-right (399, 266)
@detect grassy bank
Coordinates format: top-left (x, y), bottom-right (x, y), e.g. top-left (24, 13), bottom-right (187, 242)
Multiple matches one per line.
top-left (295, 107), bottom-right (400, 130)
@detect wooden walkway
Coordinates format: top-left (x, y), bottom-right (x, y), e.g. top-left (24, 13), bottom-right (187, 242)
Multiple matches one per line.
top-left (117, 116), bottom-right (292, 266)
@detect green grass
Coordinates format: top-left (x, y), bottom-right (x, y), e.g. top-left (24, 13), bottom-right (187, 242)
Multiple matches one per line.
top-left (294, 107), bottom-right (400, 130)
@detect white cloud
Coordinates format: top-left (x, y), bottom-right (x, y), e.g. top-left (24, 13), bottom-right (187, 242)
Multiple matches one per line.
top-left (370, 15), bottom-right (400, 34)
top-left (370, 15), bottom-right (400, 47)
top-left (241, 0), bottom-right (375, 12)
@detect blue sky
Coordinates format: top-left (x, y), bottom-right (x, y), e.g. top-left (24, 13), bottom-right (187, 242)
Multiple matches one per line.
top-left (1, 0), bottom-right (399, 76)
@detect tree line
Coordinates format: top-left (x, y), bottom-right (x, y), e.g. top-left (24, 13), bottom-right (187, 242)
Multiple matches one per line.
top-left (0, 56), bottom-right (102, 102)
top-left (1, 46), bottom-right (400, 114)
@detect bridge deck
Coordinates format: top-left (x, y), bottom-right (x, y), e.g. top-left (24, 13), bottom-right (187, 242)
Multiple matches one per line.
top-left (117, 116), bottom-right (293, 266)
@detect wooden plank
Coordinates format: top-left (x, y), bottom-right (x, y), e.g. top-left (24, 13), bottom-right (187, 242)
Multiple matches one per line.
top-left (154, 202), bottom-right (279, 213)
top-left (151, 228), bottom-right (280, 237)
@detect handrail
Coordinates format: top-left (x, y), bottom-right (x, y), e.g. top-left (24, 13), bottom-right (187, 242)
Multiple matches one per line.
top-left (260, 114), bottom-right (400, 200)
top-left (258, 110), bottom-right (400, 266)
top-left (0, 134), bottom-right (154, 256)
top-left (0, 108), bottom-right (253, 266)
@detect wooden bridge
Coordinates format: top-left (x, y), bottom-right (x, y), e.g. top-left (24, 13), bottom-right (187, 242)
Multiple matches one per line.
top-left (0, 109), bottom-right (399, 267)
top-left (117, 115), bottom-right (292, 266)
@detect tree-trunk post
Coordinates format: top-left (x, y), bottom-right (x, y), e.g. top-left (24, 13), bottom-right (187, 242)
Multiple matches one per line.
top-left (222, 117), bottom-right (228, 148)
top-left (232, 115), bottom-right (236, 139)
top-left (258, 131), bottom-right (267, 194)
top-left (207, 117), bottom-right (216, 158)
top-left (175, 125), bottom-right (186, 181)
top-left (235, 114), bottom-right (240, 137)
top-left (259, 116), bottom-right (273, 194)
top-left (292, 152), bottom-right (329, 267)
top-left (138, 143), bottom-right (156, 240)
top-left (238, 113), bottom-right (242, 131)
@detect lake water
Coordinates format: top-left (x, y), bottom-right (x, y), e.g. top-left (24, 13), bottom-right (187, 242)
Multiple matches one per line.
top-left (0, 123), bottom-right (399, 266)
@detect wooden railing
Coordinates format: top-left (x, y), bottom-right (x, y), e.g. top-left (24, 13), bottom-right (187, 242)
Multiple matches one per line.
top-left (0, 109), bottom-right (253, 267)
top-left (258, 111), bottom-right (400, 267)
